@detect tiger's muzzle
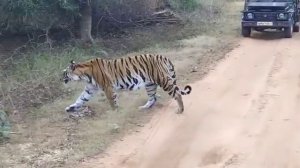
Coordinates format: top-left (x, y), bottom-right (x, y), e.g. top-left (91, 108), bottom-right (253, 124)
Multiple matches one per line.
top-left (62, 70), bottom-right (71, 84)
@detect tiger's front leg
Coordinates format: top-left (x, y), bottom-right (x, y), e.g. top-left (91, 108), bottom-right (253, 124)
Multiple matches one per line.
top-left (65, 84), bottom-right (98, 112)
top-left (103, 86), bottom-right (119, 110)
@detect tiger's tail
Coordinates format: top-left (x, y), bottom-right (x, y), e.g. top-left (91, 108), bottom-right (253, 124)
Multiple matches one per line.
top-left (178, 85), bottom-right (192, 95)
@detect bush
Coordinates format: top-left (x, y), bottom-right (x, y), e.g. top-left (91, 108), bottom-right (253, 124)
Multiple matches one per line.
top-left (0, 0), bottom-right (186, 38)
top-left (0, 0), bottom-right (167, 37)
top-left (0, 0), bottom-right (79, 35)
top-left (169, 0), bottom-right (199, 11)
top-left (0, 45), bottom-right (96, 112)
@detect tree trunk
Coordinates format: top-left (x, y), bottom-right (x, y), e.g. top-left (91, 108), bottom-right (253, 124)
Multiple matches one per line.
top-left (80, 0), bottom-right (94, 45)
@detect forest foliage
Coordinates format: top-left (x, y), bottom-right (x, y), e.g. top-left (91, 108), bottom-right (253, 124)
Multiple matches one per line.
top-left (0, 0), bottom-right (198, 41)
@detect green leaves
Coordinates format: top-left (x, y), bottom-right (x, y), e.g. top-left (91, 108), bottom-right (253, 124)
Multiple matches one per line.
top-left (169, 0), bottom-right (199, 11)
top-left (0, 0), bottom-right (79, 34)
top-left (0, 0), bottom-right (199, 37)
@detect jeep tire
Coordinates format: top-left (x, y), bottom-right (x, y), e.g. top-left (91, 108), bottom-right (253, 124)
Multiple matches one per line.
top-left (293, 24), bottom-right (299, 32)
top-left (284, 25), bottom-right (293, 38)
top-left (242, 27), bottom-right (251, 37)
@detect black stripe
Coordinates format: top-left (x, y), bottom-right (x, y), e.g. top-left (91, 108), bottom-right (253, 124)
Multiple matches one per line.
top-left (132, 64), bottom-right (138, 74)
top-left (139, 71), bottom-right (146, 81)
top-left (81, 98), bottom-right (89, 102)
top-left (85, 74), bottom-right (92, 83)
top-left (114, 60), bottom-right (117, 68)
top-left (163, 79), bottom-right (169, 88)
top-left (126, 57), bottom-right (132, 67)
top-left (129, 84), bottom-right (135, 90)
top-left (121, 58), bottom-right (124, 66)
top-left (118, 69), bottom-right (125, 77)
top-left (126, 68), bottom-right (131, 76)
top-left (139, 56), bottom-right (148, 72)
top-left (115, 73), bottom-right (119, 81)
top-left (147, 88), bottom-right (156, 92)
top-left (133, 78), bottom-right (138, 84)
top-left (146, 83), bottom-right (155, 87)
top-left (85, 89), bottom-right (92, 94)
top-left (172, 87), bottom-right (179, 97)
top-left (121, 77), bottom-right (127, 87)
top-left (125, 81), bottom-right (129, 88)
top-left (96, 59), bottom-right (106, 84)
top-left (128, 57), bottom-right (132, 64)
top-left (148, 59), bottom-right (154, 78)
top-left (126, 76), bottom-right (132, 83)
top-left (159, 55), bottom-right (163, 60)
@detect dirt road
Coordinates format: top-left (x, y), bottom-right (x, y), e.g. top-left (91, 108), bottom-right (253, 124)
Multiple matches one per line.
top-left (80, 32), bottom-right (300, 168)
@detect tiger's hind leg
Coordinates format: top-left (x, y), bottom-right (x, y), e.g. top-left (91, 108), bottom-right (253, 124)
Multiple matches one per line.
top-left (139, 83), bottom-right (158, 110)
top-left (163, 79), bottom-right (185, 114)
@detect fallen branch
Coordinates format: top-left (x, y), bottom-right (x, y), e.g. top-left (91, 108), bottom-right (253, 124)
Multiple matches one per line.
top-left (105, 9), bottom-right (182, 27)
top-left (9, 132), bottom-right (21, 135)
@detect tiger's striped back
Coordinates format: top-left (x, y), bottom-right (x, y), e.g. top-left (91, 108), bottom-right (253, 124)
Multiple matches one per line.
top-left (91, 54), bottom-right (190, 97)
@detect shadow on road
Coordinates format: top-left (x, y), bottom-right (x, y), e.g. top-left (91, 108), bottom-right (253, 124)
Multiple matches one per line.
top-left (249, 30), bottom-right (288, 40)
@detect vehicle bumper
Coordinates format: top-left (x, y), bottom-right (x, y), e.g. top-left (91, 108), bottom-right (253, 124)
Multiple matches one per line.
top-left (242, 21), bottom-right (292, 28)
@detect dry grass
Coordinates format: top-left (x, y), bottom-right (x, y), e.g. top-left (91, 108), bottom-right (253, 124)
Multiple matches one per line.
top-left (0, 1), bottom-right (243, 167)
top-left (0, 84), bottom-right (167, 167)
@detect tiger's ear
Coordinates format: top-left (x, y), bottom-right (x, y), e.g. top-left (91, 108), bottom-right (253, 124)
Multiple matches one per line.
top-left (70, 60), bottom-right (77, 71)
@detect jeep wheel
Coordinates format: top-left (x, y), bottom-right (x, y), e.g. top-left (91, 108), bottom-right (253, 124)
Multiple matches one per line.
top-left (293, 24), bottom-right (299, 32)
top-left (284, 25), bottom-right (293, 38)
top-left (242, 27), bottom-right (251, 37)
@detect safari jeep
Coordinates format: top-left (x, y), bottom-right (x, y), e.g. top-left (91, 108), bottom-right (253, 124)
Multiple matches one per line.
top-left (241, 0), bottom-right (300, 38)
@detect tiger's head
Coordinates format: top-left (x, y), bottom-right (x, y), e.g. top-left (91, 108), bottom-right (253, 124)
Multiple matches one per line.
top-left (62, 60), bottom-right (93, 84)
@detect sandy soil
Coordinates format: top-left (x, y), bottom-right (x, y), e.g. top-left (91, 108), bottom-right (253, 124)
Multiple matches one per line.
top-left (78, 31), bottom-right (300, 168)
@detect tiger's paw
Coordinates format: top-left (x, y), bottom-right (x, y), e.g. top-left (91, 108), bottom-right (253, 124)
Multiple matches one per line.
top-left (106, 107), bottom-right (119, 114)
top-left (65, 105), bottom-right (81, 113)
top-left (138, 98), bottom-right (156, 111)
top-left (176, 108), bottom-right (184, 114)
top-left (112, 107), bottom-right (119, 113)
top-left (138, 104), bottom-right (152, 111)
top-left (138, 106), bottom-right (148, 110)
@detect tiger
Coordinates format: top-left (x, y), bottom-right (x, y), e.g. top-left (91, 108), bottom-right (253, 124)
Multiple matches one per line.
top-left (62, 54), bottom-right (192, 114)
